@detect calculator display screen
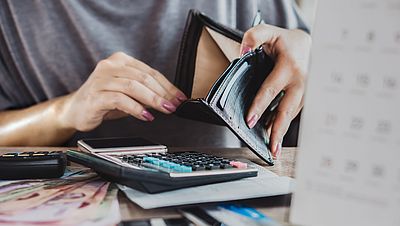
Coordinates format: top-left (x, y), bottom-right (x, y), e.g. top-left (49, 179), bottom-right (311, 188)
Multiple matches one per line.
top-left (82, 137), bottom-right (160, 149)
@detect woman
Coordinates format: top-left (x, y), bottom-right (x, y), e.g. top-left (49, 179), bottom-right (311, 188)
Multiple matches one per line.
top-left (0, 0), bottom-right (311, 159)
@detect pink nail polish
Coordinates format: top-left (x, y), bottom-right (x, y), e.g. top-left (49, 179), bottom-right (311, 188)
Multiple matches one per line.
top-left (246, 114), bottom-right (258, 129)
top-left (162, 101), bottom-right (177, 112)
top-left (142, 110), bottom-right (154, 121)
top-left (171, 98), bottom-right (181, 107)
top-left (241, 46), bottom-right (252, 56)
top-left (176, 92), bottom-right (188, 102)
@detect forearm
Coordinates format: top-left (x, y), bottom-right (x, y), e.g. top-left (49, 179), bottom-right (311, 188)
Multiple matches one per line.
top-left (0, 94), bottom-right (76, 146)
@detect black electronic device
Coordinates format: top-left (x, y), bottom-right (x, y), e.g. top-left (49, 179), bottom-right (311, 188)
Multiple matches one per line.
top-left (0, 151), bottom-right (67, 179)
top-left (67, 137), bottom-right (258, 193)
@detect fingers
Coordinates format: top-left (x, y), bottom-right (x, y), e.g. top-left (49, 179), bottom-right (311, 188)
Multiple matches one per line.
top-left (98, 77), bottom-right (177, 114)
top-left (246, 60), bottom-right (289, 129)
top-left (150, 69), bottom-right (188, 102)
top-left (269, 83), bottom-right (303, 158)
top-left (96, 51), bottom-right (187, 113)
top-left (107, 52), bottom-right (187, 103)
top-left (239, 25), bottom-right (310, 160)
top-left (127, 59), bottom-right (187, 101)
top-left (115, 66), bottom-right (176, 103)
top-left (240, 24), bottom-right (284, 56)
top-left (98, 91), bottom-right (154, 122)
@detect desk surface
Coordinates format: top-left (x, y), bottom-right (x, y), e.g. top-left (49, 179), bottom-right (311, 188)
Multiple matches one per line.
top-left (0, 146), bottom-right (297, 225)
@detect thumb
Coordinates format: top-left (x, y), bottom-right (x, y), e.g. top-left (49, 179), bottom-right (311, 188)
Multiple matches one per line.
top-left (239, 43), bottom-right (253, 57)
top-left (240, 24), bottom-right (283, 56)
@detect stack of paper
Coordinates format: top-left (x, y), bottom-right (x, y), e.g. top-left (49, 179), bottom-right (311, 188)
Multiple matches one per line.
top-left (119, 164), bottom-right (294, 209)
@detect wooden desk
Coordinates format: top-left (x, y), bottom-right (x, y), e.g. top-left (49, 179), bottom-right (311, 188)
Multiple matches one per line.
top-left (0, 147), bottom-right (297, 225)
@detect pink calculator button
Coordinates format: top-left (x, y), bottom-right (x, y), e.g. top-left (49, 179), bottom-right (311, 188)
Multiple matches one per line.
top-left (229, 161), bottom-right (248, 169)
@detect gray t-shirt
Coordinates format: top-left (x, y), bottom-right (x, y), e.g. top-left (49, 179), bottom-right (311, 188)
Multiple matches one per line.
top-left (0, 0), bottom-right (307, 147)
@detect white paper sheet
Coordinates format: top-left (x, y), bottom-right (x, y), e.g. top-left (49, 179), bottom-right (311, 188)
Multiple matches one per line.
top-left (290, 1), bottom-right (400, 226)
top-left (119, 164), bottom-right (294, 209)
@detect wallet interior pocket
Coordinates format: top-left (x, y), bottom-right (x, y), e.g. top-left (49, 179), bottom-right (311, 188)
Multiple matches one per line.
top-left (174, 10), bottom-right (244, 124)
top-left (174, 10), bottom-right (243, 99)
top-left (191, 27), bottom-right (240, 99)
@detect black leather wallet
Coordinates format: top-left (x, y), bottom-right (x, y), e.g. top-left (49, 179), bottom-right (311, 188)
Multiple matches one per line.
top-left (174, 10), bottom-right (284, 165)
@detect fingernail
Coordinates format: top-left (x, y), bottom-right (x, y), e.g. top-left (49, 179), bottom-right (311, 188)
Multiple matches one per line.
top-left (176, 92), bottom-right (188, 102)
top-left (162, 100), bottom-right (177, 112)
top-left (240, 45), bottom-right (252, 56)
top-left (171, 98), bottom-right (181, 107)
top-left (142, 110), bottom-right (154, 121)
top-left (246, 114), bottom-right (258, 129)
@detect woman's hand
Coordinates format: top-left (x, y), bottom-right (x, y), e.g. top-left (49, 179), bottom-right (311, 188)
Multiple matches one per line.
top-left (240, 24), bottom-right (311, 159)
top-left (60, 52), bottom-right (187, 132)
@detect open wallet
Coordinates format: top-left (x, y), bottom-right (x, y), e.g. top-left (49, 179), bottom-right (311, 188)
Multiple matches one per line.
top-left (174, 10), bottom-right (284, 166)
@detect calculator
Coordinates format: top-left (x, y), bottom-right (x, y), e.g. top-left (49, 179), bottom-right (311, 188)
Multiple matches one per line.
top-left (0, 151), bottom-right (67, 179)
top-left (66, 149), bottom-right (258, 193)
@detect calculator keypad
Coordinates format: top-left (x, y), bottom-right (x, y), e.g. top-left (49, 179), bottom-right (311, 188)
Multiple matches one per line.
top-left (119, 152), bottom-right (248, 173)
